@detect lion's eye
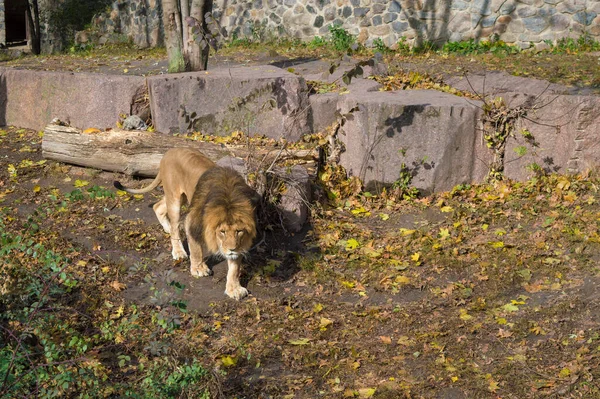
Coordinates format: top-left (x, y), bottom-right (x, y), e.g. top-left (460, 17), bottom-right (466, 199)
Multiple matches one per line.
top-left (236, 230), bottom-right (244, 236)
top-left (219, 230), bottom-right (225, 236)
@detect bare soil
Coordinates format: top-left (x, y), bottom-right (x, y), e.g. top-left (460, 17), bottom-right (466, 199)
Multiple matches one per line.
top-left (2, 46), bottom-right (600, 398)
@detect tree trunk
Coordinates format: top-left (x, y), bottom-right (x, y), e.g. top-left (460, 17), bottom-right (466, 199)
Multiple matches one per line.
top-left (162, 0), bottom-right (186, 72)
top-left (186, 0), bottom-right (211, 71)
top-left (25, 0), bottom-right (41, 55)
top-left (41, 123), bottom-right (314, 177)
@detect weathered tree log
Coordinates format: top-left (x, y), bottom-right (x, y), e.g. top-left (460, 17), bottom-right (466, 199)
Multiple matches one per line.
top-left (42, 122), bottom-right (314, 177)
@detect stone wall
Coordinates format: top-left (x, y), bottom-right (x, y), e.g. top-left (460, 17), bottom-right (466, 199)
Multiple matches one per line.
top-left (89, 0), bottom-right (599, 49)
top-left (91, 0), bottom-right (163, 48)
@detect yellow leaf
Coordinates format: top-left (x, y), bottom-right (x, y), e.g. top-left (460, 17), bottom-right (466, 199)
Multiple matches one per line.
top-left (74, 179), bottom-right (89, 188)
top-left (133, 194), bottom-right (144, 200)
top-left (77, 260), bottom-right (87, 267)
top-left (439, 228), bottom-right (450, 240)
top-left (482, 224), bottom-right (489, 231)
top-left (488, 380), bottom-right (499, 392)
top-left (378, 213), bottom-right (390, 221)
top-left (351, 207), bottom-right (370, 216)
top-left (320, 317), bottom-right (333, 329)
top-left (399, 228), bottom-right (415, 236)
top-left (288, 338), bottom-right (311, 345)
top-left (358, 388), bottom-right (376, 398)
top-left (459, 308), bottom-right (473, 321)
top-left (411, 252), bottom-right (420, 262)
top-left (440, 206), bottom-right (453, 213)
top-left (559, 367), bottom-right (571, 378)
top-left (341, 281), bottom-right (355, 289)
top-left (489, 241), bottom-right (504, 248)
top-left (7, 164), bottom-right (16, 178)
top-left (101, 266), bottom-right (110, 273)
top-left (313, 303), bottom-right (324, 313)
top-left (502, 303), bottom-right (519, 312)
top-left (345, 238), bottom-right (360, 251)
top-left (123, 68), bottom-right (129, 74)
top-left (220, 355), bottom-right (237, 367)
top-left (395, 275), bottom-right (410, 285)
top-left (33, 185), bottom-right (41, 193)
top-left (82, 128), bottom-right (101, 134)
top-left (451, 376), bottom-right (459, 382)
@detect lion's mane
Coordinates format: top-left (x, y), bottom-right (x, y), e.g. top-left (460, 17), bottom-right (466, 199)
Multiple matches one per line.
top-left (187, 167), bottom-right (258, 255)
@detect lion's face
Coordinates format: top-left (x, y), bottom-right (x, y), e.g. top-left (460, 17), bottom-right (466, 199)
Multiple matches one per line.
top-left (215, 223), bottom-right (254, 260)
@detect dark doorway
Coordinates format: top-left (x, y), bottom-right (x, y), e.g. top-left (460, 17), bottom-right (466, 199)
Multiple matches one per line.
top-left (5, 0), bottom-right (28, 45)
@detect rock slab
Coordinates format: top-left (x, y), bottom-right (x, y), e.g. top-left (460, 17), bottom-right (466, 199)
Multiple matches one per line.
top-left (336, 88), bottom-right (489, 193)
top-left (0, 67), bottom-right (146, 131)
top-left (147, 65), bottom-right (312, 141)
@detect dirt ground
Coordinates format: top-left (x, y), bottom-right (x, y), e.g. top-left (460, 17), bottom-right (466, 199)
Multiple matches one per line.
top-left (2, 46), bottom-right (600, 398)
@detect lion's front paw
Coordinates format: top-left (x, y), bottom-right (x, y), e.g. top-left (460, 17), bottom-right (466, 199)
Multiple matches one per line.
top-left (172, 247), bottom-right (188, 260)
top-left (225, 286), bottom-right (248, 300)
top-left (190, 262), bottom-right (212, 277)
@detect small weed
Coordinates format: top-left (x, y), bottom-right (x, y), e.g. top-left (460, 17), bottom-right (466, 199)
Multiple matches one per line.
top-left (329, 24), bottom-right (356, 53)
top-left (308, 36), bottom-right (327, 49)
top-left (373, 38), bottom-right (392, 54)
top-left (396, 37), bottom-right (411, 55)
top-left (391, 163), bottom-right (419, 199)
top-left (548, 34), bottom-right (600, 54)
top-left (442, 37), bottom-right (520, 55)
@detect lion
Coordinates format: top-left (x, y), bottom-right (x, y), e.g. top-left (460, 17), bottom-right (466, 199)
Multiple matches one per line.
top-left (114, 147), bottom-right (258, 300)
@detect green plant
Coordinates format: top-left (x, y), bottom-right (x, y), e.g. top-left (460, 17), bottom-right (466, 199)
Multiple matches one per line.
top-left (373, 38), bottom-right (391, 54)
top-left (442, 37), bottom-right (520, 55)
top-left (308, 36), bottom-right (327, 49)
top-left (391, 163), bottom-right (419, 199)
top-left (412, 40), bottom-right (437, 54)
top-left (329, 24), bottom-right (356, 53)
top-left (550, 34), bottom-right (600, 54)
top-left (396, 37), bottom-right (411, 55)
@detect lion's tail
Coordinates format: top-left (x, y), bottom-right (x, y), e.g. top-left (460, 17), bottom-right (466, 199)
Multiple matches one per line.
top-left (114, 174), bottom-right (162, 194)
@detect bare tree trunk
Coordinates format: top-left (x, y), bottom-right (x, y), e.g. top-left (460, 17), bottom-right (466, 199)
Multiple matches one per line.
top-left (162, 0), bottom-right (186, 72)
top-left (25, 0), bottom-right (41, 55)
top-left (162, 0), bottom-right (211, 72)
top-left (186, 0), bottom-right (211, 71)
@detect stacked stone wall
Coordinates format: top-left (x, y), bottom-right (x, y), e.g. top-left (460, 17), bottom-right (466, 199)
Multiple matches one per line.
top-left (88, 0), bottom-right (600, 49)
top-left (91, 0), bottom-right (163, 48)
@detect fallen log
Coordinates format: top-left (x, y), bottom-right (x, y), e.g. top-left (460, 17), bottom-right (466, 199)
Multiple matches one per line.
top-left (41, 122), bottom-right (315, 177)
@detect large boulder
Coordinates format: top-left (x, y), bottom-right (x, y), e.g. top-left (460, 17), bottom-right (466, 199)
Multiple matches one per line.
top-left (147, 65), bottom-right (312, 141)
top-left (503, 92), bottom-right (600, 180)
top-left (336, 89), bottom-right (489, 193)
top-left (0, 68), bottom-right (147, 130)
top-left (447, 71), bottom-right (600, 180)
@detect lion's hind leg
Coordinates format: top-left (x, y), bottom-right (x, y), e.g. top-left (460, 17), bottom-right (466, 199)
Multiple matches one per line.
top-left (153, 197), bottom-right (171, 234)
top-left (165, 195), bottom-right (188, 260)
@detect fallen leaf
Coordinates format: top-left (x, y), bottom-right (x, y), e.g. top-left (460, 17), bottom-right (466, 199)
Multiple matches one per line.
top-left (220, 355), bottom-right (237, 367)
top-left (288, 338), bottom-right (311, 345)
top-left (74, 179), bottom-right (89, 188)
top-left (380, 336), bottom-right (392, 344)
top-left (345, 238), bottom-right (360, 250)
top-left (378, 213), bottom-right (390, 221)
top-left (320, 317), bottom-right (333, 329)
top-left (110, 281), bottom-right (126, 291)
